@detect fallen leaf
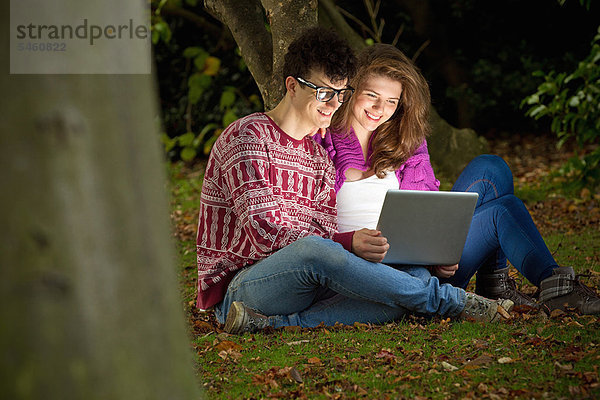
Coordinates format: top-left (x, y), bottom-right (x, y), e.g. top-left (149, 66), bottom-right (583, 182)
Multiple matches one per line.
top-left (215, 340), bottom-right (242, 352)
top-left (497, 305), bottom-right (511, 319)
top-left (580, 188), bottom-right (591, 200)
top-left (286, 340), bottom-right (310, 346)
top-left (354, 322), bottom-right (370, 329)
top-left (512, 304), bottom-right (537, 314)
top-left (354, 385), bottom-right (368, 395)
top-left (194, 320), bottom-right (214, 332)
top-left (467, 354), bottom-right (494, 366)
top-left (217, 349), bottom-right (242, 362)
top-left (498, 357), bottom-right (513, 364)
top-left (555, 361), bottom-right (573, 371)
top-left (307, 357), bottom-right (321, 365)
top-left (441, 361), bottom-right (458, 371)
top-left (375, 349), bottom-right (397, 364)
top-left (289, 367), bottom-right (303, 383)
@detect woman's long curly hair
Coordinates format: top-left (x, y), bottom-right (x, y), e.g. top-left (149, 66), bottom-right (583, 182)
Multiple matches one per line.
top-left (331, 44), bottom-right (431, 177)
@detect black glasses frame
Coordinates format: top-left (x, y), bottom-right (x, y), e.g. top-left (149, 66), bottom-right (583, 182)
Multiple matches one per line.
top-left (296, 77), bottom-right (354, 103)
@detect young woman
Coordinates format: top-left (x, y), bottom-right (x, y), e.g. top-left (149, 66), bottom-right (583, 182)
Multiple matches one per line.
top-left (315, 44), bottom-right (599, 315)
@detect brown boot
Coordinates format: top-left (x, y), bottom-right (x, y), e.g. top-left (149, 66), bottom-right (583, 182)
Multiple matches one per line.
top-left (540, 266), bottom-right (600, 315)
top-left (476, 266), bottom-right (538, 309)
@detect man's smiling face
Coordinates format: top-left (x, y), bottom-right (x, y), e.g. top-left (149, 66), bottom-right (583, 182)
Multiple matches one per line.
top-left (293, 70), bottom-right (348, 133)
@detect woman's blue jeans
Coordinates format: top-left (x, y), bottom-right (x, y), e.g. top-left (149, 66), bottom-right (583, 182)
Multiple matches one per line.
top-left (215, 236), bottom-right (466, 327)
top-left (447, 155), bottom-right (558, 288)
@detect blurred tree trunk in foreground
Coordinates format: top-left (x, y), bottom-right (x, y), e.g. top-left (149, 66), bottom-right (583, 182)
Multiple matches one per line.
top-left (0, 2), bottom-right (202, 399)
top-left (204, 0), bottom-right (487, 181)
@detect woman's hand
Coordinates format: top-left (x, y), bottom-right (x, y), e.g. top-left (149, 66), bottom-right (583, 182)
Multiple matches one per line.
top-left (311, 127), bottom-right (327, 138)
top-left (431, 264), bottom-right (459, 278)
top-left (352, 228), bottom-right (389, 263)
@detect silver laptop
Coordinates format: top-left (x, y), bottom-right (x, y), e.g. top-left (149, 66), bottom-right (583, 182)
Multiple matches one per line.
top-left (376, 190), bottom-right (478, 265)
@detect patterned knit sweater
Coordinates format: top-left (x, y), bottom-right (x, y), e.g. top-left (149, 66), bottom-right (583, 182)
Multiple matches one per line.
top-left (196, 113), bottom-right (352, 310)
top-left (313, 128), bottom-right (440, 192)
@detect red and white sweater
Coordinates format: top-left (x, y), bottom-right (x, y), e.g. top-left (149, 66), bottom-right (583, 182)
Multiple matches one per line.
top-left (196, 113), bottom-right (352, 309)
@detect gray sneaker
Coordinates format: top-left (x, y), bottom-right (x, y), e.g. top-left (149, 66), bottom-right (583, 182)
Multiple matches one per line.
top-left (224, 301), bottom-right (272, 334)
top-left (540, 266), bottom-right (600, 315)
top-left (459, 292), bottom-right (514, 322)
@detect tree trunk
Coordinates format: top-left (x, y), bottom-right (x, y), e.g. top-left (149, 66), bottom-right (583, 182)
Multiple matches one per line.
top-left (204, 0), bottom-right (318, 110)
top-left (426, 108), bottom-right (488, 182)
top-left (0, 2), bottom-right (202, 399)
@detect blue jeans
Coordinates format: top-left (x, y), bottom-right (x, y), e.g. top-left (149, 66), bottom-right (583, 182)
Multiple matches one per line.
top-left (447, 155), bottom-right (558, 288)
top-left (215, 236), bottom-right (466, 327)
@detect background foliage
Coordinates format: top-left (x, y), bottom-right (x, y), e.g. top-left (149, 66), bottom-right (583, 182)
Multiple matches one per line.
top-left (152, 0), bottom-right (263, 161)
top-left (523, 26), bottom-right (600, 189)
top-left (151, 0), bottom-right (598, 187)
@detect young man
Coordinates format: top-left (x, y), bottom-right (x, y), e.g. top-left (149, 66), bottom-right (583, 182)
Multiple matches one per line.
top-left (196, 27), bottom-right (513, 334)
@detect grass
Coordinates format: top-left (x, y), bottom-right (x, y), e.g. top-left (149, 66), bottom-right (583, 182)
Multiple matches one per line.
top-left (167, 160), bottom-right (600, 399)
top-left (192, 315), bottom-right (599, 399)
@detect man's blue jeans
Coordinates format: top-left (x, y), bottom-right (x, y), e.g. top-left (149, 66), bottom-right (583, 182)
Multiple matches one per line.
top-left (215, 154), bottom-right (556, 327)
top-left (215, 236), bottom-right (466, 327)
top-left (448, 155), bottom-right (558, 288)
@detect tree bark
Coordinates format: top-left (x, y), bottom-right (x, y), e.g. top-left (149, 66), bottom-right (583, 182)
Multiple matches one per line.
top-left (204, 0), bottom-right (318, 110)
top-left (426, 108), bottom-right (488, 182)
top-left (204, 0), bottom-right (276, 107)
top-left (0, 2), bottom-right (202, 399)
top-left (261, 0), bottom-right (319, 109)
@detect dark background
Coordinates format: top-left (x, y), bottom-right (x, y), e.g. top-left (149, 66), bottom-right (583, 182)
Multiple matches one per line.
top-left (152, 0), bottom-right (598, 156)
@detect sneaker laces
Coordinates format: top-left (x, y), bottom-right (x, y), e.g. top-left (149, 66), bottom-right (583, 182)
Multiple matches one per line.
top-left (244, 310), bottom-right (270, 332)
top-left (464, 294), bottom-right (490, 316)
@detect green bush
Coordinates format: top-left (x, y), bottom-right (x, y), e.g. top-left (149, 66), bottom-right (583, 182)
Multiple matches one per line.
top-left (151, 1), bottom-right (262, 162)
top-left (522, 25), bottom-right (600, 189)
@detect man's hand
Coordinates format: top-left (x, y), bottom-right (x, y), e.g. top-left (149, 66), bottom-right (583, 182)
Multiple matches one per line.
top-left (431, 264), bottom-right (459, 278)
top-left (352, 228), bottom-right (389, 263)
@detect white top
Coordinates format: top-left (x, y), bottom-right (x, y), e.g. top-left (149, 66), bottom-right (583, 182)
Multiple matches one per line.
top-left (336, 172), bottom-right (399, 233)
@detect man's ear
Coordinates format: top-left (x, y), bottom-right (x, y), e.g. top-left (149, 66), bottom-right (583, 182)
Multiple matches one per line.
top-left (284, 76), bottom-right (298, 96)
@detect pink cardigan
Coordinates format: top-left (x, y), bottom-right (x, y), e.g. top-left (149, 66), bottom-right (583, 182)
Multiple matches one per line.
top-left (313, 128), bottom-right (440, 193)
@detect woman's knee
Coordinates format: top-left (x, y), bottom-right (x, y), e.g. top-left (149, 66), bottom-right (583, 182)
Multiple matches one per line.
top-left (478, 194), bottom-right (526, 222)
top-left (471, 155), bottom-right (513, 181)
top-left (495, 194), bottom-right (525, 211)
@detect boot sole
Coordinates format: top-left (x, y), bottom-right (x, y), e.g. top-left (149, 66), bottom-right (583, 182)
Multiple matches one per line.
top-left (224, 301), bottom-right (245, 334)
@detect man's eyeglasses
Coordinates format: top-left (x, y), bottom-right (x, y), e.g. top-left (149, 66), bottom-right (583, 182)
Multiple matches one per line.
top-left (296, 77), bottom-right (354, 103)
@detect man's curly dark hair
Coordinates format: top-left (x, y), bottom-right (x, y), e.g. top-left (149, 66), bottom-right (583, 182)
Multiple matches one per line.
top-left (283, 27), bottom-right (357, 87)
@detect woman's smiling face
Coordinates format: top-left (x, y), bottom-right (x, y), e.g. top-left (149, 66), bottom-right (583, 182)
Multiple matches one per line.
top-left (350, 74), bottom-right (402, 135)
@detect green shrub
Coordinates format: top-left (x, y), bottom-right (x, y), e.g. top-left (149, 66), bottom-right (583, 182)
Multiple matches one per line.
top-left (151, 1), bottom-right (262, 162)
top-left (522, 25), bottom-right (600, 189)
